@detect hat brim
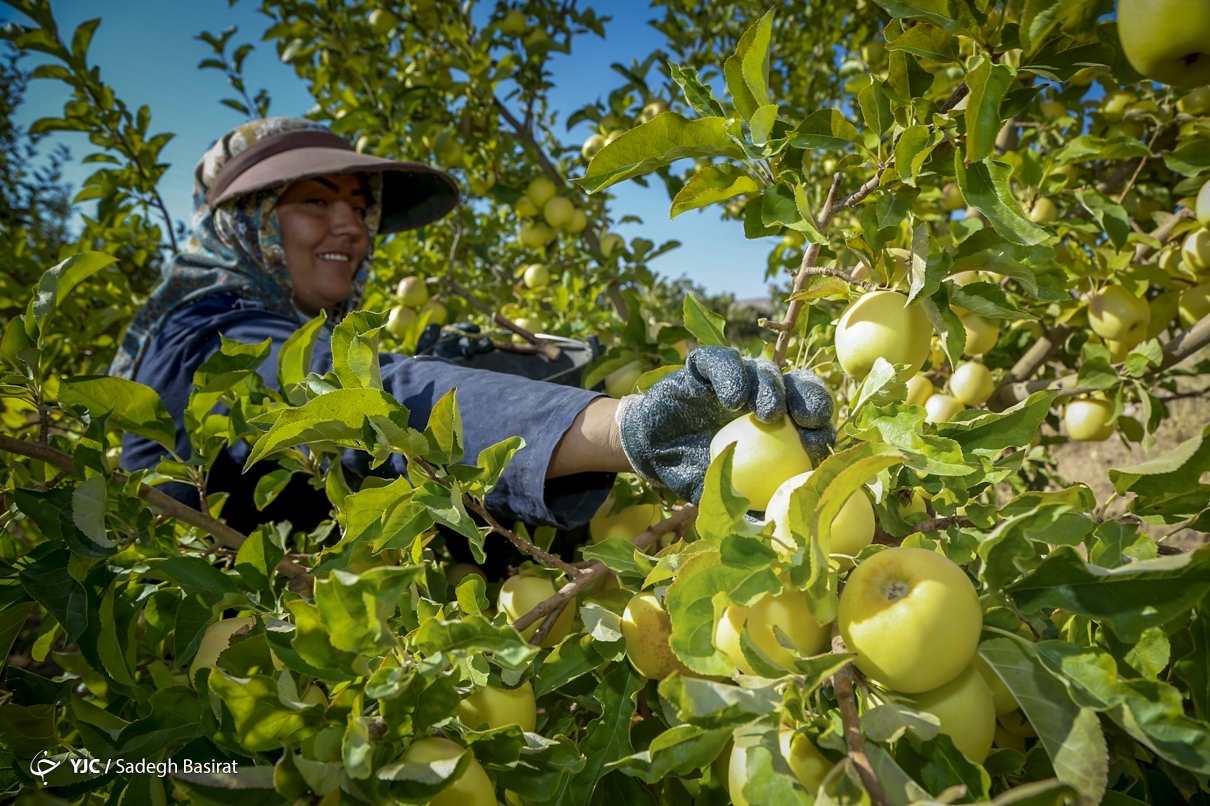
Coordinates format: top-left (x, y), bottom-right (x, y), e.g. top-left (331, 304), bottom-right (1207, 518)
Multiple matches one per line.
top-left (207, 146), bottom-right (460, 233)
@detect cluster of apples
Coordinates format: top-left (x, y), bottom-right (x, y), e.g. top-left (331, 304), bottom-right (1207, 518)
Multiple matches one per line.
top-left (385, 276), bottom-right (448, 339)
top-left (515, 177), bottom-right (593, 248)
top-left (580, 99), bottom-right (669, 161)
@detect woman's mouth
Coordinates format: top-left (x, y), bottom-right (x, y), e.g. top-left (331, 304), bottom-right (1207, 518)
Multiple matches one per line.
top-left (317, 252), bottom-right (352, 264)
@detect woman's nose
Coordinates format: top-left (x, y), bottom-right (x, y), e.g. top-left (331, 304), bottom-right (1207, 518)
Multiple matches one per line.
top-left (328, 200), bottom-right (364, 235)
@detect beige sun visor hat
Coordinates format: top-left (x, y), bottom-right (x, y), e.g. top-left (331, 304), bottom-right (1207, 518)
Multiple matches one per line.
top-left (202, 128), bottom-right (460, 233)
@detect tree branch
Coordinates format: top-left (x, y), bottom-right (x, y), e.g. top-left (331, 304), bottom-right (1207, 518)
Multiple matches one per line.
top-left (830, 633), bottom-right (890, 806)
top-left (438, 275), bottom-right (562, 361)
top-left (511, 504), bottom-right (698, 636)
top-left (462, 495), bottom-right (582, 578)
top-left (0, 434), bottom-right (312, 594)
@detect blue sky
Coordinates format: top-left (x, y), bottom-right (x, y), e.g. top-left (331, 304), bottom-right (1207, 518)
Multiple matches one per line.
top-left (8, 0), bottom-right (775, 299)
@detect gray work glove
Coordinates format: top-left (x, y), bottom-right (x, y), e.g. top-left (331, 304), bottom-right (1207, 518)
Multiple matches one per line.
top-left (616, 345), bottom-right (835, 504)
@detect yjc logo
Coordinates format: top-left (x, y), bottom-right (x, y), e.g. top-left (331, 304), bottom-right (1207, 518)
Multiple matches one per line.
top-left (30, 751), bottom-right (62, 785)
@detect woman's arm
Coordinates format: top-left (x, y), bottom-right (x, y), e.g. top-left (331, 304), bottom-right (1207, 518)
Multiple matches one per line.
top-left (546, 397), bottom-right (633, 478)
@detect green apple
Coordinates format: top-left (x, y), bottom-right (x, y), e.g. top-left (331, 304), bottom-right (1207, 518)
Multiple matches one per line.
top-left (709, 413), bottom-right (814, 511)
top-left (439, 139), bottom-right (464, 168)
top-left (838, 546), bottom-right (983, 693)
top-left (582, 133), bottom-right (605, 160)
top-left (369, 9), bottom-right (401, 36)
top-left (1118, 0), bottom-right (1210, 88)
top-left (604, 128), bottom-right (627, 146)
top-left (522, 263), bottom-right (550, 289)
top-left (728, 726), bottom-right (833, 805)
top-left (517, 221), bottom-right (551, 249)
top-left (621, 592), bottom-right (690, 680)
top-left (998, 709), bottom-right (1037, 738)
top-left (599, 232), bottom-right (624, 258)
top-left (959, 311), bottom-right (1000, 356)
top-left (500, 9), bottom-right (528, 37)
top-left (1197, 180), bottom-right (1210, 226)
top-left (834, 291), bottom-right (933, 381)
top-left (1179, 86), bottom-right (1210, 116)
top-left (639, 99), bottom-right (668, 123)
top-left (783, 229), bottom-right (806, 249)
top-left (522, 28), bottom-right (547, 48)
top-left (400, 738), bottom-right (495, 806)
top-left (514, 196), bottom-right (540, 218)
top-left (994, 724), bottom-right (1027, 754)
top-left (566, 208), bottom-right (588, 234)
top-left (1040, 100), bottom-right (1068, 119)
top-left (715, 587), bottom-right (831, 675)
top-left (1029, 196), bottom-right (1059, 223)
top-left (1180, 282), bottom-right (1210, 327)
top-left (604, 359), bottom-right (647, 398)
top-left (600, 113), bottom-right (624, 131)
top-left (190, 617), bottom-right (255, 685)
top-left (459, 681), bottom-right (536, 732)
top-left (1064, 396), bottom-right (1114, 442)
top-left (925, 393), bottom-right (965, 424)
top-left (589, 494), bottom-right (660, 543)
top-left (1183, 227), bottom-right (1210, 270)
top-left (526, 176), bottom-right (557, 208)
top-left (1104, 337), bottom-right (1136, 363)
top-left (972, 653), bottom-right (1019, 715)
top-left (498, 574), bottom-right (574, 647)
top-left (386, 305), bottom-right (418, 339)
top-left (420, 299), bottom-right (447, 325)
top-left (397, 276), bottom-right (429, 307)
top-left (764, 471), bottom-right (874, 567)
top-left (1100, 90), bottom-right (1137, 122)
top-left (511, 316), bottom-right (545, 344)
top-left (949, 362), bottom-right (995, 406)
top-left (941, 183), bottom-right (965, 211)
top-left (948, 270), bottom-right (981, 286)
top-left (543, 196), bottom-right (575, 229)
top-left (906, 373), bottom-right (934, 406)
top-left (446, 563), bottom-right (487, 587)
top-left (1088, 285), bottom-right (1150, 342)
top-left (909, 664), bottom-right (996, 763)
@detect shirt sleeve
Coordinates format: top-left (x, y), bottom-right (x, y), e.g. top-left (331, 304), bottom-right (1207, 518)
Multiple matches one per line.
top-left (217, 312), bottom-right (613, 529)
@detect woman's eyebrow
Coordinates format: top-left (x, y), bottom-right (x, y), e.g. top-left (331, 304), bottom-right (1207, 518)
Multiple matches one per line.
top-left (310, 176), bottom-right (340, 191)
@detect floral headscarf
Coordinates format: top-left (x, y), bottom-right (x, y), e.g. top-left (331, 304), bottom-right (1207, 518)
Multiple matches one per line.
top-left (109, 117), bottom-right (382, 380)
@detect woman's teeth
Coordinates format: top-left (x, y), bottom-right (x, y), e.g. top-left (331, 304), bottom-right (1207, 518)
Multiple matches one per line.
top-left (318, 252), bottom-right (351, 261)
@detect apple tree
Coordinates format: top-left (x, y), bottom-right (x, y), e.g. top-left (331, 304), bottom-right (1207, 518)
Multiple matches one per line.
top-left (1, 0), bottom-right (1210, 805)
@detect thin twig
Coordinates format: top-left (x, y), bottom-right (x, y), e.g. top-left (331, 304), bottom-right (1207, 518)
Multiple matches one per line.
top-left (462, 495), bottom-right (582, 578)
top-left (437, 275), bottom-right (561, 361)
top-left (830, 633), bottom-right (890, 806)
top-left (774, 173), bottom-right (844, 365)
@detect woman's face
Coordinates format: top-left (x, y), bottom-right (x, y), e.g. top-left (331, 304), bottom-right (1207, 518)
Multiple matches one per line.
top-left (276, 173), bottom-right (371, 315)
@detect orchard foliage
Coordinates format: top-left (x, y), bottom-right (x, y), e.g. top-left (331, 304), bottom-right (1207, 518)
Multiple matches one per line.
top-left (0, 1), bottom-right (1209, 806)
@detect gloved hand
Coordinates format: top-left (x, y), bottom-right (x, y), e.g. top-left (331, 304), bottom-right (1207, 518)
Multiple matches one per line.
top-left (616, 345), bottom-right (835, 504)
top-left (417, 323), bottom-right (495, 360)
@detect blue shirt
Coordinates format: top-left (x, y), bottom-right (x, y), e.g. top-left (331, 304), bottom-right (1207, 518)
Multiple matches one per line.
top-left (121, 294), bottom-right (613, 531)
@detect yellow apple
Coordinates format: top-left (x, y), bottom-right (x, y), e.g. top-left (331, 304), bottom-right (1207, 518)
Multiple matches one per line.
top-left (1104, 337), bottom-right (1136, 363)
top-left (604, 359), bottom-right (646, 398)
top-left (511, 316), bottom-right (545, 344)
top-left (1064, 396), bottom-right (1114, 442)
top-left (905, 373), bottom-right (935, 406)
top-left (514, 196), bottom-right (540, 218)
top-left (543, 196), bottom-right (575, 229)
top-left (838, 547), bottom-right (982, 693)
top-left (517, 221), bottom-right (551, 249)
top-left (715, 588), bottom-right (831, 675)
top-left (400, 738), bottom-right (494, 806)
top-left (1118, 0), bottom-right (1210, 88)
top-left (949, 362), bottom-right (994, 406)
top-left (526, 177), bottom-right (557, 208)
top-left (834, 291), bottom-right (933, 381)
top-left (998, 709), bottom-right (1037, 738)
top-left (582, 133), bottom-right (605, 160)
top-left (600, 113), bottom-right (624, 131)
top-left (709, 413), bottom-right (814, 511)
top-left (941, 183), bottom-right (965, 211)
top-left (522, 263), bottom-right (550, 289)
top-left (459, 681), bottom-right (537, 732)
top-left (1088, 285), bottom-right (1150, 342)
top-left (1179, 282), bottom-right (1210, 327)
top-left (909, 664), bottom-right (996, 763)
top-left (1041, 100), bottom-right (1068, 119)
top-left (1183, 227), bottom-right (1210, 270)
top-left (369, 9), bottom-right (400, 36)
top-left (1029, 197), bottom-right (1058, 223)
top-left (959, 311), bottom-right (1000, 356)
top-left (1179, 86), bottom-right (1210, 115)
top-left (566, 208), bottom-right (588, 234)
top-left (589, 495), bottom-right (660, 543)
top-left (604, 128), bottom-right (626, 145)
top-left (397, 276), bottom-right (429, 307)
top-left (925, 393), bottom-right (965, 424)
top-left (621, 592), bottom-right (690, 680)
top-left (972, 653), bottom-right (1019, 715)
top-left (439, 139), bottom-right (464, 168)
top-left (783, 230), bottom-right (806, 249)
top-left (447, 563), bottom-right (487, 587)
top-left (1198, 180), bottom-right (1210, 225)
top-left (500, 9), bottom-right (527, 36)
top-left (764, 471), bottom-right (874, 567)
top-left (498, 574), bottom-right (575, 648)
top-left (639, 99), bottom-right (669, 123)
top-left (599, 232), bottom-right (624, 257)
top-left (949, 270), bottom-right (981, 286)
top-left (728, 726), bottom-right (832, 805)
top-left (522, 28), bottom-right (547, 48)
top-left (994, 724), bottom-right (1027, 753)
top-left (190, 617), bottom-right (255, 684)
top-left (420, 299), bottom-right (448, 326)
top-left (386, 305), bottom-right (418, 339)
top-left (1100, 90), bottom-right (1137, 122)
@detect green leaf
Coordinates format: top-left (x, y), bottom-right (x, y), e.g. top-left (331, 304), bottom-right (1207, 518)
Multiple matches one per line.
top-left (25, 252), bottom-right (115, 339)
top-left (235, 524), bottom-right (286, 594)
top-left (423, 388), bottom-right (464, 465)
top-left (476, 436), bottom-right (524, 495)
top-left (64, 479), bottom-right (111, 550)
top-left (552, 662), bottom-right (643, 806)
top-left (59, 376), bottom-right (177, 453)
top-left (151, 556), bottom-right (240, 596)
top-left (314, 565), bottom-right (422, 654)
top-left (657, 674), bottom-right (780, 728)
top-left (682, 293), bottom-right (728, 347)
top-left (965, 55), bottom-right (1015, 162)
top-left (949, 281), bottom-right (1033, 320)
top-left (253, 468), bottom-right (293, 511)
top-left (872, 0), bottom-right (960, 33)
top-left (581, 115), bottom-right (744, 193)
top-left (1109, 424), bottom-right (1210, 498)
top-left (955, 155), bottom-right (1048, 246)
top-left (789, 109), bottom-right (863, 152)
top-left (671, 164), bottom-right (760, 219)
top-left (607, 724), bottom-right (732, 784)
top-left (886, 23), bottom-right (959, 62)
top-left (277, 311), bottom-right (326, 403)
top-left (937, 391), bottom-right (1057, 455)
top-left (895, 124), bottom-right (944, 187)
top-left (0, 602), bottom-right (35, 664)
top-left (1075, 189), bottom-right (1131, 251)
top-left (979, 637), bottom-right (1107, 801)
top-left (1007, 546), bottom-right (1210, 642)
top-left (411, 613), bottom-right (540, 670)
top-left (1176, 611), bottom-right (1210, 721)
top-left (207, 668), bottom-right (322, 752)
top-left (858, 79), bottom-right (893, 137)
top-left (330, 310), bottom-right (386, 390)
top-left (668, 62), bottom-right (725, 118)
top-left (862, 703), bottom-right (940, 743)
top-left (919, 733), bottom-right (992, 801)
top-left (115, 685), bottom-right (203, 759)
top-left (377, 743), bottom-right (473, 803)
top-left (739, 8), bottom-right (775, 109)
top-left (696, 443), bottom-right (755, 542)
